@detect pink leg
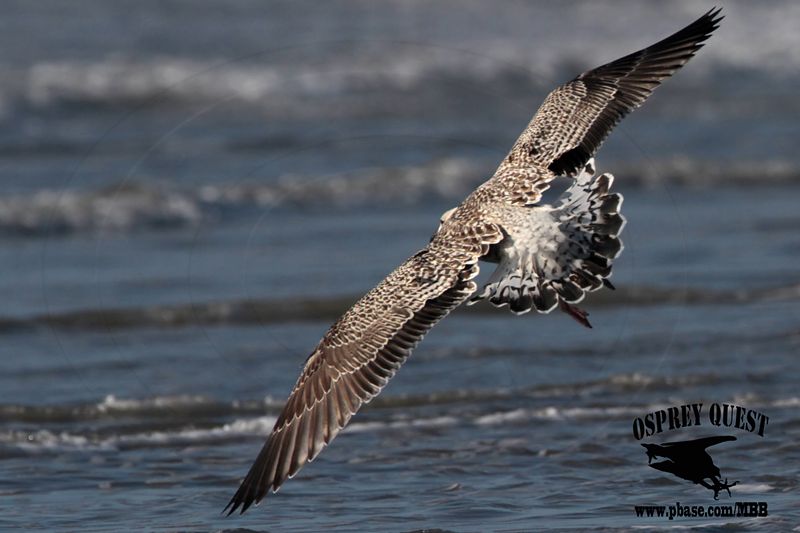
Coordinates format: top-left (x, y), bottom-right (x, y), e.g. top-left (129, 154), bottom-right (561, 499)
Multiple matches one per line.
top-left (559, 300), bottom-right (592, 328)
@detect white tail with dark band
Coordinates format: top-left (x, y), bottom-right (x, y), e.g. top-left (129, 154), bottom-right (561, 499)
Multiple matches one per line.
top-left (469, 159), bottom-right (625, 319)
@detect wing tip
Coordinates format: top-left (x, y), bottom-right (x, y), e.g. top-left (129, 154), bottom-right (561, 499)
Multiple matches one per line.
top-left (704, 6), bottom-right (725, 33)
top-left (222, 494), bottom-right (246, 517)
top-left (655, 7), bottom-right (724, 59)
top-left (223, 440), bottom-right (279, 517)
top-left (687, 7), bottom-right (724, 46)
top-left (223, 479), bottom-right (270, 516)
top-left (706, 6), bottom-right (725, 25)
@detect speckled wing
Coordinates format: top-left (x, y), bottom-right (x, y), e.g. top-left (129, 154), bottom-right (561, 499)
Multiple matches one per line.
top-left (224, 223), bottom-right (502, 515)
top-left (486, 8), bottom-right (722, 205)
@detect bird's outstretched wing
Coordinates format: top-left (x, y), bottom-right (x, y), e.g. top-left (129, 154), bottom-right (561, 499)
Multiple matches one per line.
top-left (224, 224), bottom-right (502, 514)
top-left (486, 8), bottom-right (722, 205)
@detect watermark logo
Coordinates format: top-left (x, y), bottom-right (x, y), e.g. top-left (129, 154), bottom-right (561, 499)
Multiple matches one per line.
top-left (631, 402), bottom-right (770, 521)
top-left (632, 403), bottom-right (769, 520)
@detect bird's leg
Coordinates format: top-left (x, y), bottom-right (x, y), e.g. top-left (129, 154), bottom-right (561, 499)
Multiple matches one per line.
top-left (559, 300), bottom-right (592, 328)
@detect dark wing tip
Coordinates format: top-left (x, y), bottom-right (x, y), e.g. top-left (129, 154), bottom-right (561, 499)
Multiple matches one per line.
top-left (706, 6), bottom-right (725, 28)
top-left (645, 6), bottom-right (724, 51)
top-left (223, 478), bottom-right (260, 516)
top-left (650, 6), bottom-right (723, 58)
top-left (693, 6), bottom-right (725, 32)
top-left (224, 442), bottom-right (275, 516)
top-left (580, 6), bottom-right (724, 84)
top-left (675, 6), bottom-right (724, 50)
top-left (548, 8), bottom-right (723, 176)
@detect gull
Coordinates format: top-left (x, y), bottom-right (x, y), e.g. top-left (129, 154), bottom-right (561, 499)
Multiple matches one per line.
top-left (225, 8), bottom-right (722, 514)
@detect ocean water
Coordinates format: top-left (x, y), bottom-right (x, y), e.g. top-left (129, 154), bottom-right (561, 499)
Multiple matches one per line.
top-left (1, 1), bottom-right (799, 531)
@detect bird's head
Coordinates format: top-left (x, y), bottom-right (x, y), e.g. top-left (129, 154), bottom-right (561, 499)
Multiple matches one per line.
top-left (438, 207), bottom-right (458, 231)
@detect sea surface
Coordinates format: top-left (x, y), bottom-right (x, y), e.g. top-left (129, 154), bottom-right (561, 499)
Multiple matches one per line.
top-left (1, 1), bottom-right (799, 531)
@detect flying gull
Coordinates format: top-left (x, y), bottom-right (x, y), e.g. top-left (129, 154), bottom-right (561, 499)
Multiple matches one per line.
top-left (225, 8), bottom-right (722, 514)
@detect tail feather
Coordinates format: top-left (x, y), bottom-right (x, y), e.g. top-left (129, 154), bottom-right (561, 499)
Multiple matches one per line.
top-left (470, 159), bottom-right (624, 316)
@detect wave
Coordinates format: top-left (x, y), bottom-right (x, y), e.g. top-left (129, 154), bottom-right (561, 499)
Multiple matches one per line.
top-left (0, 394), bottom-right (281, 423)
top-left (11, 50), bottom-right (745, 115)
top-left (4, 390), bottom-right (798, 453)
top-left (0, 415), bottom-right (278, 453)
top-left (21, 54), bottom-right (558, 114)
top-left (2, 157), bottom-right (798, 237)
top-left (0, 183), bottom-right (204, 235)
top-left (0, 158), bottom-right (485, 235)
top-left (13, 2), bottom-right (800, 117)
top-left (0, 372), bottom-right (778, 425)
top-left (0, 378), bottom-right (637, 425)
top-left (2, 281), bottom-right (798, 334)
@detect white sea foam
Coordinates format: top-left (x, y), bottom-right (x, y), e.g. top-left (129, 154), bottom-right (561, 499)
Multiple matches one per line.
top-left (116, 416), bottom-right (278, 446)
top-left (6, 392), bottom-right (800, 452)
top-left (734, 483), bottom-right (773, 493)
top-left (346, 415), bottom-right (460, 434)
top-left (96, 394), bottom-right (212, 412)
top-left (0, 158), bottom-right (481, 235)
top-left (3, 157), bottom-right (797, 237)
top-left (0, 415), bottom-right (278, 452)
top-left (772, 397), bottom-right (800, 408)
top-left (475, 404), bottom-right (672, 426)
top-left (19, 2), bottom-right (800, 113)
top-left (0, 185), bottom-right (202, 234)
top-left (0, 414), bottom-right (450, 452)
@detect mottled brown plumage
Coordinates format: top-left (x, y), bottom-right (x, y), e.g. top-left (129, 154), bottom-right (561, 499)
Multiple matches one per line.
top-left (225, 8), bottom-right (721, 515)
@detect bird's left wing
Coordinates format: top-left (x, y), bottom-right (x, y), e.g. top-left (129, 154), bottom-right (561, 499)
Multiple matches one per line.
top-left (225, 223), bottom-right (502, 514)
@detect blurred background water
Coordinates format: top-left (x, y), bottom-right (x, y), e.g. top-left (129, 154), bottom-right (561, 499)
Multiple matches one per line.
top-left (1, 1), bottom-right (799, 531)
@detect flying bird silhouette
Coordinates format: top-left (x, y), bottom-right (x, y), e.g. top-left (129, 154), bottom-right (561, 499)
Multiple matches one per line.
top-left (643, 435), bottom-right (738, 499)
top-left (225, 8), bottom-right (723, 514)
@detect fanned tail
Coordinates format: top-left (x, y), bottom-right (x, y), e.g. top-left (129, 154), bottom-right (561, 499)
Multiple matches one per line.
top-left (470, 159), bottom-right (625, 317)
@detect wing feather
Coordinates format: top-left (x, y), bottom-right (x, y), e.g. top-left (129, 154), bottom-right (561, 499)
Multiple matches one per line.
top-left (224, 228), bottom-right (501, 514)
top-left (486, 8), bottom-right (722, 205)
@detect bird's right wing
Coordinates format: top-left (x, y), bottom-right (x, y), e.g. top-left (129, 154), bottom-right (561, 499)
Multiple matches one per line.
top-left (225, 222), bottom-right (502, 514)
top-left (484, 8), bottom-right (722, 206)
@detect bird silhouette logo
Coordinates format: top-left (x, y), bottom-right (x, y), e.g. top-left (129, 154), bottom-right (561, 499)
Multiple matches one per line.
top-left (642, 436), bottom-right (738, 499)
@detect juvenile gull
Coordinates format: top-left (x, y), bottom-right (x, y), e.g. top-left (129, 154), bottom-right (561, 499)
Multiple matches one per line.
top-left (225, 8), bottom-right (722, 514)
